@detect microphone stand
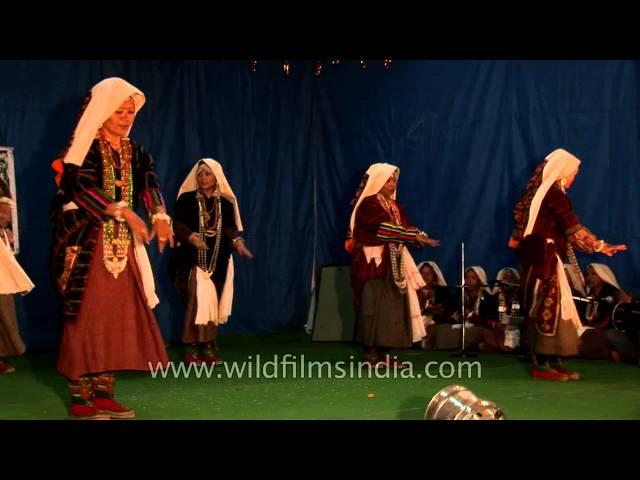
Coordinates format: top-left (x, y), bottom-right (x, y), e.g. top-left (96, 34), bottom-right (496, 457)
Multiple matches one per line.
top-left (452, 242), bottom-right (477, 358)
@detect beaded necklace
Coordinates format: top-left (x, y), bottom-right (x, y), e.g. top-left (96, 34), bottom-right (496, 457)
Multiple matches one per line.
top-left (98, 129), bottom-right (133, 279)
top-left (196, 189), bottom-right (222, 274)
top-left (377, 193), bottom-right (406, 292)
top-left (376, 193), bottom-right (402, 223)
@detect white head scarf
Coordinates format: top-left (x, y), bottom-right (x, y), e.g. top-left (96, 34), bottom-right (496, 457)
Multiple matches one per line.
top-left (524, 148), bottom-right (581, 237)
top-left (416, 261), bottom-right (447, 286)
top-left (63, 77), bottom-right (145, 166)
top-left (464, 266), bottom-right (491, 316)
top-left (177, 158), bottom-right (243, 232)
top-left (496, 267), bottom-right (520, 283)
top-left (349, 163), bottom-right (398, 235)
top-left (465, 266), bottom-right (490, 293)
top-left (492, 267), bottom-right (521, 295)
top-left (586, 263), bottom-right (622, 292)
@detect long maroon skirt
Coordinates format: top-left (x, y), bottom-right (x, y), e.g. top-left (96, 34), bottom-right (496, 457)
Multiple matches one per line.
top-left (58, 231), bottom-right (168, 381)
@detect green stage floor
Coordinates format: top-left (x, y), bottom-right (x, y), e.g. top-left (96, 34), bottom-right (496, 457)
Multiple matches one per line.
top-left (1, 332), bottom-right (639, 420)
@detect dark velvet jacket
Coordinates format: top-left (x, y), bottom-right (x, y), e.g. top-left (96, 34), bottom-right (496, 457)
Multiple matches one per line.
top-left (50, 139), bottom-right (165, 322)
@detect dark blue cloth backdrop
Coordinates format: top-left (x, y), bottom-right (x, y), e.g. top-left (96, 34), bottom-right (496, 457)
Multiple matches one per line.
top-left (1, 60), bottom-right (638, 348)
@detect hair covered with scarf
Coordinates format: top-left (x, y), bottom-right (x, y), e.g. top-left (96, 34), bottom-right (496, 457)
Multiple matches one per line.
top-left (509, 148), bottom-right (581, 248)
top-left (345, 163), bottom-right (399, 253)
top-left (344, 171), bottom-right (370, 252)
top-left (50, 78), bottom-right (146, 188)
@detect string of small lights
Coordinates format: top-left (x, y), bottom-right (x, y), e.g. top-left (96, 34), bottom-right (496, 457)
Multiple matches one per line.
top-left (248, 59), bottom-right (393, 77)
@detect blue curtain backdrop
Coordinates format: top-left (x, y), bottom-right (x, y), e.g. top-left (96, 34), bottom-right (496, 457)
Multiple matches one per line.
top-left (1, 59), bottom-right (638, 348)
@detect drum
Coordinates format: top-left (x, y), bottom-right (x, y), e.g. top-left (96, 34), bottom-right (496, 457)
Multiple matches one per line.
top-left (611, 302), bottom-right (640, 331)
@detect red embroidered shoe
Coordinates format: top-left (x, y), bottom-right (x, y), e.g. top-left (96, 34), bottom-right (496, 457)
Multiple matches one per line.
top-left (201, 353), bottom-right (224, 365)
top-left (531, 367), bottom-right (569, 381)
top-left (0, 361), bottom-right (16, 375)
top-left (93, 397), bottom-right (136, 419)
top-left (184, 352), bottom-right (204, 364)
top-left (553, 366), bottom-right (580, 380)
top-left (70, 403), bottom-right (110, 420)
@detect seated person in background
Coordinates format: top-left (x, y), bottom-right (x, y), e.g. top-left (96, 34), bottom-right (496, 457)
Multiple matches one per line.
top-left (434, 266), bottom-right (496, 350)
top-left (579, 263), bottom-right (637, 363)
top-left (416, 261), bottom-right (453, 349)
top-left (458, 266), bottom-right (497, 327)
top-left (480, 267), bottom-right (524, 353)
